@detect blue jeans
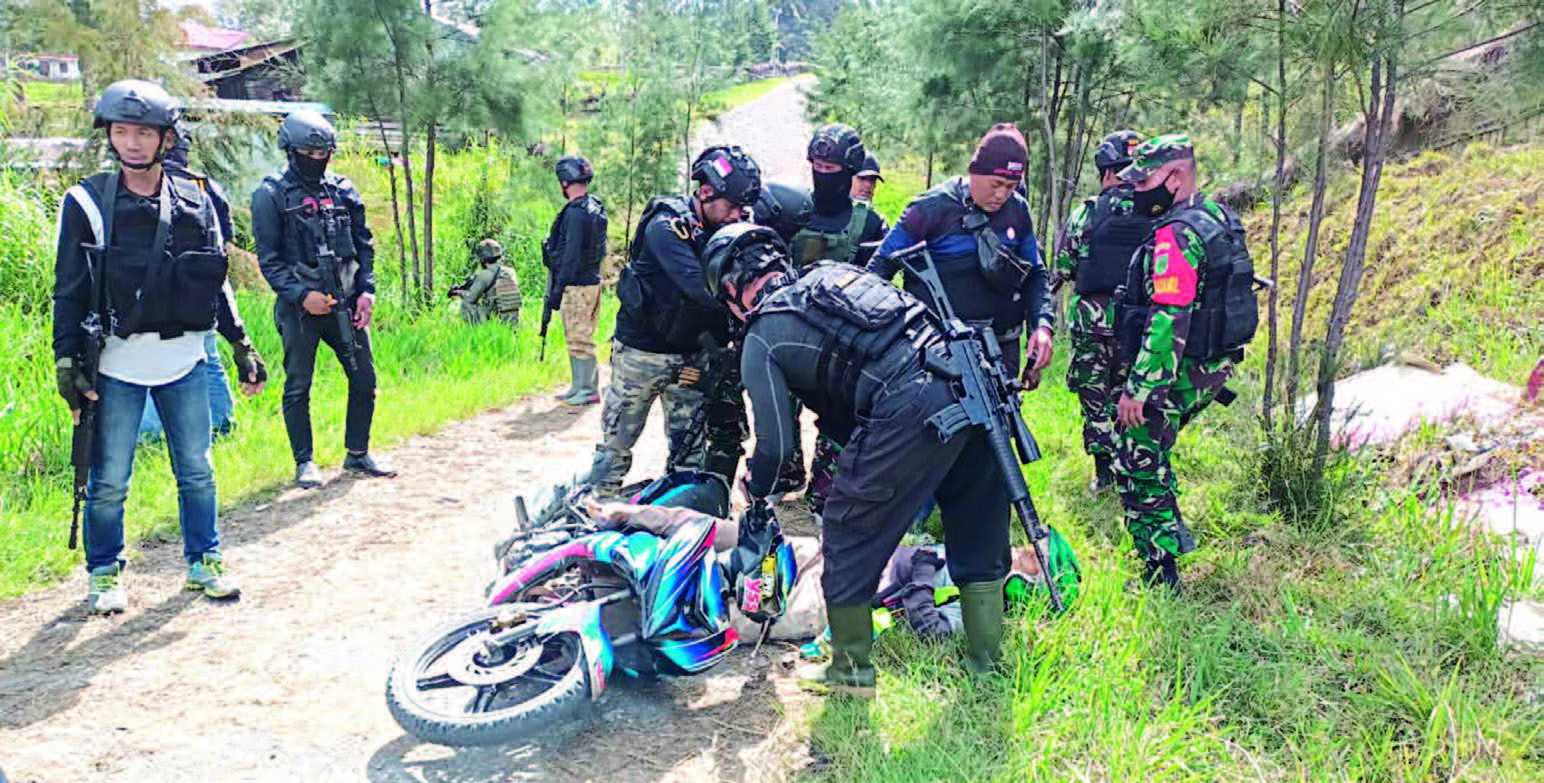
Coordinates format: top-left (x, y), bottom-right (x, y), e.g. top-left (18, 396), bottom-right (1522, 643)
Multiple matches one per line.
top-left (85, 363), bottom-right (220, 572)
top-left (139, 333), bottom-right (233, 440)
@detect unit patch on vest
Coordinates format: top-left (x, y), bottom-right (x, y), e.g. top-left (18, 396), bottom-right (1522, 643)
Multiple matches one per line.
top-left (1149, 224), bottom-right (1196, 306)
top-left (668, 216), bottom-right (691, 241)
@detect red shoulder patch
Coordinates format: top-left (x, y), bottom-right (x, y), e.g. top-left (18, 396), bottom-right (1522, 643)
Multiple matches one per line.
top-left (1150, 225), bottom-right (1197, 306)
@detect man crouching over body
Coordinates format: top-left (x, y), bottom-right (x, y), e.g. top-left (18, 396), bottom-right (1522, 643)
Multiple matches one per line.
top-left (699, 224), bottom-right (1015, 698)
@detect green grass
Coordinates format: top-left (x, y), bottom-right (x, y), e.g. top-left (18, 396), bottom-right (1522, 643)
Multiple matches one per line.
top-left (21, 80), bottom-right (83, 106)
top-left (701, 76), bottom-right (792, 119)
top-left (0, 144), bottom-right (615, 599)
top-left (804, 346), bottom-right (1540, 781)
top-left (800, 145), bottom-right (1544, 780)
top-left (1251, 142), bottom-right (1544, 381)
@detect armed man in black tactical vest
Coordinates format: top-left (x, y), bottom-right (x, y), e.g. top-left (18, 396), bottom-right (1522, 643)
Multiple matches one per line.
top-left (253, 111), bottom-right (395, 489)
top-left (53, 80), bottom-right (265, 614)
top-left (138, 129), bottom-right (262, 440)
top-left (791, 123), bottom-right (889, 269)
top-left (543, 156), bottom-right (608, 406)
top-left (702, 224), bottom-right (1022, 697)
top-left (586, 146), bottom-right (761, 496)
top-left (1112, 134), bottom-right (1260, 591)
top-left (1052, 130), bottom-right (1151, 494)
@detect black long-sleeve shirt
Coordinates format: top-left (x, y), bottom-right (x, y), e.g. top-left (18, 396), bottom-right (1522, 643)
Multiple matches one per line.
top-left (52, 174), bottom-right (243, 360)
top-left (545, 194), bottom-right (607, 288)
top-left (738, 310), bottom-right (920, 498)
top-left (251, 167), bottom-right (375, 306)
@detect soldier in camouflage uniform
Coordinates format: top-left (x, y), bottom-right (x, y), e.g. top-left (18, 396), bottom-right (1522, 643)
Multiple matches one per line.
top-left (1053, 131), bottom-right (1148, 494)
top-left (1113, 134), bottom-right (1257, 590)
top-left (452, 239), bottom-right (521, 325)
top-left (588, 146), bottom-right (761, 494)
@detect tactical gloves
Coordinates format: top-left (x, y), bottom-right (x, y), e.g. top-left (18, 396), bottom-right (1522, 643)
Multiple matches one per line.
top-left (55, 356), bottom-right (94, 411)
top-left (231, 340), bottom-right (268, 385)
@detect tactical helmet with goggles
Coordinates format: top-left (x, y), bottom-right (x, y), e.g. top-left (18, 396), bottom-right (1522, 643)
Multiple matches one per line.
top-left (474, 238), bottom-right (505, 262)
top-left (703, 223), bottom-right (792, 303)
top-left (690, 145), bottom-right (763, 207)
top-left (807, 123), bottom-right (866, 173)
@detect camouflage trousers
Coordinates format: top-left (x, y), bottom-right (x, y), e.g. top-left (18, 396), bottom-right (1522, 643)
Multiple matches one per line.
top-left (1112, 358), bottom-right (1232, 561)
top-left (1066, 331), bottom-right (1120, 459)
top-left (560, 284), bottom-right (601, 361)
top-left (460, 299), bottom-right (519, 326)
top-left (589, 341), bottom-right (744, 492)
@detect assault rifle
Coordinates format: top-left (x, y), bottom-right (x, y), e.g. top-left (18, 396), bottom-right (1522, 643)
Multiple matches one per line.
top-left (893, 241), bottom-right (1065, 612)
top-left (538, 243), bottom-right (558, 361)
top-left (289, 196), bottom-right (357, 371)
top-left (68, 246), bottom-right (108, 550)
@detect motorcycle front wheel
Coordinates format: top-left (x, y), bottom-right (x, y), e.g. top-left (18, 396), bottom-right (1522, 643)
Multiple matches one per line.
top-left (386, 605), bottom-right (591, 747)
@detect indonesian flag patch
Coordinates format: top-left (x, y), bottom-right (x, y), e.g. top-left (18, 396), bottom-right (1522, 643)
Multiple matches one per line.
top-left (1150, 224), bottom-right (1197, 306)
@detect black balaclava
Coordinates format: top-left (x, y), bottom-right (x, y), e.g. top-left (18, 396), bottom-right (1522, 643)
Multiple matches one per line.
top-left (812, 170), bottom-right (853, 216)
top-left (289, 151), bottom-right (330, 185)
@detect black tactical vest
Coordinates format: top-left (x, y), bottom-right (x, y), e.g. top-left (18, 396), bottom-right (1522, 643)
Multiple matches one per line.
top-left (544, 194), bottom-right (609, 281)
top-left (615, 196), bottom-right (725, 350)
top-left (1077, 190), bottom-right (1156, 295)
top-left (83, 171), bottom-right (227, 339)
top-left (258, 173), bottom-right (362, 294)
top-left (752, 262), bottom-right (935, 417)
top-left (1117, 202), bottom-right (1259, 364)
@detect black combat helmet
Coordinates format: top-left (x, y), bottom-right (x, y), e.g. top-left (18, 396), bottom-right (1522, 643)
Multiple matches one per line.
top-left (278, 110), bottom-right (338, 152)
top-left (807, 123), bottom-right (866, 173)
top-left (1094, 130), bottom-right (1145, 173)
top-left (690, 145), bottom-right (762, 207)
top-left (93, 79), bottom-right (181, 130)
top-left (752, 182), bottom-right (814, 243)
top-left (703, 223), bottom-right (793, 303)
top-left (164, 127), bottom-right (191, 168)
top-left (555, 155), bottom-right (594, 185)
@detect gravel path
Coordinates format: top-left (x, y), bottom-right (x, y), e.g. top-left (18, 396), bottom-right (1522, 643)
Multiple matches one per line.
top-left (692, 75), bottom-right (816, 189)
top-left (0, 82), bottom-right (824, 783)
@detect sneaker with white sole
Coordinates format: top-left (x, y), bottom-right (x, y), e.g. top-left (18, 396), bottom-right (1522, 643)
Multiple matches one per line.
top-left (186, 554), bottom-right (241, 600)
top-left (87, 564), bottom-right (127, 615)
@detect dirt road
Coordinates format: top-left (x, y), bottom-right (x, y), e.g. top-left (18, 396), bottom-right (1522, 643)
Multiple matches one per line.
top-left (0, 81), bottom-right (821, 783)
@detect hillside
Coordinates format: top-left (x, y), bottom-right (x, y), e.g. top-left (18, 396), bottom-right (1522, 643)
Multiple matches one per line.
top-left (1248, 143), bottom-right (1543, 382)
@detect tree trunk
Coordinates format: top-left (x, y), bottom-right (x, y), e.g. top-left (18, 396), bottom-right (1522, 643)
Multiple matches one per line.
top-left (423, 121), bottom-right (437, 306)
top-left (1285, 65), bottom-right (1335, 417)
top-left (925, 146), bottom-right (935, 189)
top-left (1262, 0), bottom-right (1288, 430)
top-left (1037, 34), bottom-right (1062, 247)
top-left (374, 115), bottom-right (410, 308)
top-left (1312, 42), bottom-right (1400, 473)
top-left (1233, 96), bottom-right (1246, 168)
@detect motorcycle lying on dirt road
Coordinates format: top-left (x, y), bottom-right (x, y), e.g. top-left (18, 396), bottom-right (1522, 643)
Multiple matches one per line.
top-left (385, 466), bottom-right (796, 747)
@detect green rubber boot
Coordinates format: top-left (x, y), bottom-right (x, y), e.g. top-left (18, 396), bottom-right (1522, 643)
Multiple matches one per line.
top-left (797, 604), bottom-right (876, 698)
top-left (555, 356), bottom-right (581, 402)
top-left (959, 579), bottom-right (1006, 675)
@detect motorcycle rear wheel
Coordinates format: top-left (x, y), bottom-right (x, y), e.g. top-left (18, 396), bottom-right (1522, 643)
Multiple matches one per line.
top-left (386, 605), bottom-right (591, 747)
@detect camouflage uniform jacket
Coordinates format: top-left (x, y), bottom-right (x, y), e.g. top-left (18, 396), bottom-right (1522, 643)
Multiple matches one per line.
top-left (1122, 194), bottom-right (1236, 406)
top-left (1053, 186), bottom-right (1135, 336)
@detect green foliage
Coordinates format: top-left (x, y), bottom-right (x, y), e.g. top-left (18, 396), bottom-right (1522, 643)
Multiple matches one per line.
top-left (0, 151), bottom-right (614, 598)
top-left (1251, 143), bottom-right (1544, 381)
top-left (806, 343), bottom-right (1541, 782)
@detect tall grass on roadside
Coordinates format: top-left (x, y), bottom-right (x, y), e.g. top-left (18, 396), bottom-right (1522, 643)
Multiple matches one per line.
top-left (0, 150), bottom-right (618, 598)
top-left (805, 340), bottom-right (1540, 781)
